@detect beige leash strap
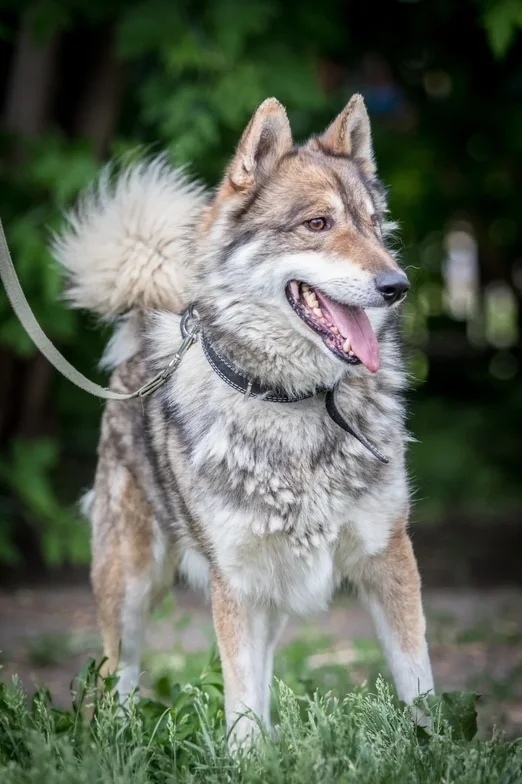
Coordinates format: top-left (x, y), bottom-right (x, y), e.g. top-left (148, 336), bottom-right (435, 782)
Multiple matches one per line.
top-left (0, 221), bottom-right (197, 400)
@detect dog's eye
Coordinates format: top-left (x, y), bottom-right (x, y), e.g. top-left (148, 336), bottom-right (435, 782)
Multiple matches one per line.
top-left (305, 217), bottom-right (329, 232)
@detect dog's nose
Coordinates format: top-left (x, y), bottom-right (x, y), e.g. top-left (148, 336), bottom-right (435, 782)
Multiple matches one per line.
top-left (374, 271), bottom-right (410, 305)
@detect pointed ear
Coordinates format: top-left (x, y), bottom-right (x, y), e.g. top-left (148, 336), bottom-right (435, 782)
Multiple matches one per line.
top-left (227, 98), bottom-right (292, 191)
top-left (317, 94), bottom-right (375, 176)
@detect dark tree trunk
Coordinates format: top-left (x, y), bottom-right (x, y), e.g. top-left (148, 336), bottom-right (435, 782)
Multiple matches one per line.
top-left (73, 29), bottom-right (125, 158)
top-left (1, 14), bottom-right (59, 443)
top-left (1, 21), bottom-right (127, 443)
top-left (3, 13), bottom-right (57, 137)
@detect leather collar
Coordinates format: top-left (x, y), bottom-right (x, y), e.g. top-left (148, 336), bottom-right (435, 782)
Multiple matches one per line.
top-left (198, 327), bottom-right (389, 464)
top-left (201, 331), bottom-right (323, 403)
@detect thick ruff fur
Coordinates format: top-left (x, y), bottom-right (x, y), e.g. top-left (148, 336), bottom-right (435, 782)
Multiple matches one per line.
top-left (55, 95), bottom-right (433, 743)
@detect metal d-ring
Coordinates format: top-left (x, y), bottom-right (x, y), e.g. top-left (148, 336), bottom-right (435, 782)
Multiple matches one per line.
top-left (181, 304), bottom-right (201, 339)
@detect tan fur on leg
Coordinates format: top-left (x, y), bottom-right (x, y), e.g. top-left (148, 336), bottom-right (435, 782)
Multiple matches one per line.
top-left (210, 570), bottom-right (284, 744)
top-left (91, 463), bottom-right (165, 696)
top-left (356, 520), bottom-right (434, 705)
top-left (210, 571), bottom-right (256, 741)
top-left (362, 524), bottom-right (425, 653)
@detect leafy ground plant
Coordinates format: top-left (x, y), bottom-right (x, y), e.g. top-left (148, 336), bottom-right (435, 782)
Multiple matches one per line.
top-left (1, 658), bottom-right (521, 784)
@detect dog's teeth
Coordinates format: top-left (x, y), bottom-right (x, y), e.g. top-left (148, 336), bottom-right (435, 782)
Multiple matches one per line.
top-left (343, 339), bottom-right (351, 353)
top-left (304, 292), bottom-right (318, 307)
top-left (348, 350), bottom-right (355, 357)
top-left (331, 327), bottom-right (339, 334)
top-left (313, 308), bottom-right (323, 318)
top-left (301, 283), bottom-right (310, 292)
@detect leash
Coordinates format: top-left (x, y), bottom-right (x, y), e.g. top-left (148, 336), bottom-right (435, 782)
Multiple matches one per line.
top-left (0, 221), bottom-right (200, 400)
top-left (0, 220), bottom-right (388, 462)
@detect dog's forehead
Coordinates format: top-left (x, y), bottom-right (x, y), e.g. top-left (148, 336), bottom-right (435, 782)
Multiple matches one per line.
top-left (272, 150), bottom-right (373, 212)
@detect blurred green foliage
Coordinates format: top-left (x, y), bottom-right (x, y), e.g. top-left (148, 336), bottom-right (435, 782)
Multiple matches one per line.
top-left (0, 0), bottom-right (521, 568)
top-left (482, 0), bottom-right (522, 57)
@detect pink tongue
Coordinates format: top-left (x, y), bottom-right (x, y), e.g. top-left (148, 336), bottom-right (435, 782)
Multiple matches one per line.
top-left (315, 291), bottom-right (380, 373)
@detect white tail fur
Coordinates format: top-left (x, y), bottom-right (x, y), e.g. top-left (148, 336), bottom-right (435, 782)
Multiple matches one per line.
top-left (52, 158), bottom-right (208, 319)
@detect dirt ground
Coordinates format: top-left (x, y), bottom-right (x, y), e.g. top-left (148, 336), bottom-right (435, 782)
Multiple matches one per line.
top-left (1, 583), bottom-right (521, 738)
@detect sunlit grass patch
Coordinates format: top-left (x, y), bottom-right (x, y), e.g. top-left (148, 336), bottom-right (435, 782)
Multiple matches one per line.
top-left (1, 655), bottom-right (521, 783)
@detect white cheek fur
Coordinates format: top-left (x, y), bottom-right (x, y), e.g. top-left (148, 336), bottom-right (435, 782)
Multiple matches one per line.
top-left (209, 245), bottom-right (380, 308)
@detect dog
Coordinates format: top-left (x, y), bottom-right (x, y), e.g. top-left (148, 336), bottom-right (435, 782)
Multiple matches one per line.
top-left (54, 94), bottom-right (434, 743)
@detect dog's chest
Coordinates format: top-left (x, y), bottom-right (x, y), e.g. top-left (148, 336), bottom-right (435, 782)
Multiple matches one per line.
top-left (193, 401), bottom-right (378, 528)
top-left (183, 397), bottom-right (405, 612)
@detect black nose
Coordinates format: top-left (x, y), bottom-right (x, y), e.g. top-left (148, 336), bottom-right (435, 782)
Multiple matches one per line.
top-left (374, 271), bottom-right (410, 304)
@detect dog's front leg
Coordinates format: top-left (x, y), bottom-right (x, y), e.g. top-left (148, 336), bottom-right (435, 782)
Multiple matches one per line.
top-left (210, 570), bottom-right (286, 745)
top-left (357, 526), bottom-right (434, 708)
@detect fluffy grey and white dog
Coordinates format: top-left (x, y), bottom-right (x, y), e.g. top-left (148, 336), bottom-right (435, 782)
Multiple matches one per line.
top-left (54, 94), bottom-right (434, 743)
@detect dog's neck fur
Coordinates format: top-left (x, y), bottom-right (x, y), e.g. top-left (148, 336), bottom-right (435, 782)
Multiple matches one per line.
top-left (195, 301), bottom-right (346, 396)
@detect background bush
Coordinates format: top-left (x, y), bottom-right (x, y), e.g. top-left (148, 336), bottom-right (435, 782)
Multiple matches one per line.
top-left (0, 0), bottom-right (521, 567)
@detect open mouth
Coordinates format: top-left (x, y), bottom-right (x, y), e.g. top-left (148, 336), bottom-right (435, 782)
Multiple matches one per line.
top-left (286, 281), bottom-right (380, 372)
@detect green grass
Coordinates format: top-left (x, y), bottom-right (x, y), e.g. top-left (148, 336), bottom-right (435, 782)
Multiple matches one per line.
top-left (1, 655), bottom-right (521, 784)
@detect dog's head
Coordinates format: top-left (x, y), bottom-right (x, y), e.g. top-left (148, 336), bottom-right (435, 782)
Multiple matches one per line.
top-left (197, 95), bottom-right (407, 391)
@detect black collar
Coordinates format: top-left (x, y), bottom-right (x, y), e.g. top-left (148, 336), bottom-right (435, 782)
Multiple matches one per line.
top-left (199, 328), bottom-right (389, 464)
top-left (201, 331), bottom-right (322, 403)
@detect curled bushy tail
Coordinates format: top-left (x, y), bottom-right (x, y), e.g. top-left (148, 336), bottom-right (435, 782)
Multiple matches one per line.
top-left (52, 158), bottom-right (208, 319)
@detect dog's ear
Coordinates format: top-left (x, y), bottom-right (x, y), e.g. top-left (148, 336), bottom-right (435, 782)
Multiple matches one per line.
top-left (316, 94), bottom-right (375, 176)
top-left (226, 98), bottom-right (292, 191)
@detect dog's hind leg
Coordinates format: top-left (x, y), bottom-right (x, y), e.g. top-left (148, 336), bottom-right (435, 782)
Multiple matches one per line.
top-left (210, 570), bottom-right (286, 745)
top-left (90, 463), bottom-right (172, 701)
top-left (356, 524), bottom-right (434, 709)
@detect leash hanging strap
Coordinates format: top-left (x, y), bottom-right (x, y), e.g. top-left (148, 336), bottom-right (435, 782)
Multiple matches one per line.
top-left (0, 221), bottom-right (195, 400)
top-left (325, 388), bottom-right (389, 464)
